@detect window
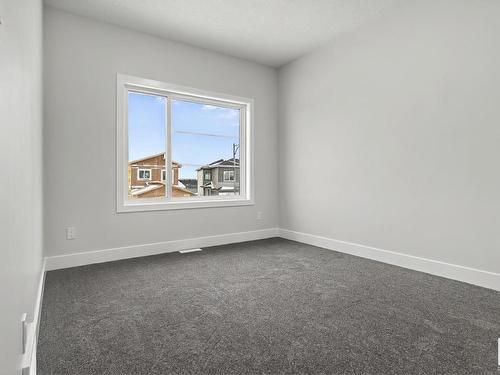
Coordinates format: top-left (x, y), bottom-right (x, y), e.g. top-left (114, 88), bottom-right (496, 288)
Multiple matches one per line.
top-left (117, 74), bottom-right (253, 212)
top-left (223, 170), bottom-right (235, 182)
top-left (137, 169), bottom-right (152, 180)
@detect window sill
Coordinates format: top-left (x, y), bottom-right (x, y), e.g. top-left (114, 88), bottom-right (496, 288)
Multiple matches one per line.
top-left (117, 197), bottom-right (254, 213)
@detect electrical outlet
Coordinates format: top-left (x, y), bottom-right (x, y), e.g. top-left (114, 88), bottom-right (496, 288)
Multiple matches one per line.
top-left (256, 211), bottom-right (263, 220)
top-left (66, 227), bottom-right (77, 240)
top-left (20, 313), bottom-right (34, 375)
top-left (21, 313), bottom-right (27, 354)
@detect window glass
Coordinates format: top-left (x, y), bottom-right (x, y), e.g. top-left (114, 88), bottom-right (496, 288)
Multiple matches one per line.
top-left (223, 170), bottom-right (235, 181)
top-left (172, 99), bottom-right (241, 198)
top-left (128, 92), bottom-right (166, 199)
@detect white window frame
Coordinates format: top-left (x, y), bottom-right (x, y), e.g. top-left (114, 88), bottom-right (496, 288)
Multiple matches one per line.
top-left (137, 168), bottom-right (152, 181)
top-left (223, 170), bottom-right (235, 182)
top-left (161, 169), bottom-right (166, 182)
top-left (117, 74), bottom-right (254, 212)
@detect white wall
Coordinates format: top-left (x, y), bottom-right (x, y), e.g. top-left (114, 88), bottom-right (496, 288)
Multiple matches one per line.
top-left (278, 0), bottom-right (500, 275)
top-left (43, 7), bottom-right (278, 257)
top-left (0, 0), bottom-right (44, 373)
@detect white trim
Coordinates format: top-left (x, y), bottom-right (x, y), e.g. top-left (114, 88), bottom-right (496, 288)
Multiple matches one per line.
top-left (117, 73), bottom-right (254, 212)
top-left (137, 168), bottom-right (152, 181)
top-left (165, 98), bottom-right (172, 198)
top-left (43, 227), bottom-right (498, 292)
top-left (22, 259), bottom-right (46, 374)
top-left (118, 195), bottom-right (253, 212)
top-left (45, 228), bottom-right (279, 271)
top-left (279, 229), bottom-right (500, 291)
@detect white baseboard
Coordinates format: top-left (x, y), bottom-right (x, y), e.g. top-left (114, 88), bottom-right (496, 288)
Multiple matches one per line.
top-left (279, 229), bottom-right (500, 291)
top-left (45, 228), bottom-right (279, 271)
top-left (44, 227), bottom-right (499, 291)
top-left (22, 259), bottom-right (46, 375)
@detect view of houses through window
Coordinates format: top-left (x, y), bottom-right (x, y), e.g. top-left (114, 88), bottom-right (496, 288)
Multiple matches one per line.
top-left (127, 92), bottom-right (241, 200)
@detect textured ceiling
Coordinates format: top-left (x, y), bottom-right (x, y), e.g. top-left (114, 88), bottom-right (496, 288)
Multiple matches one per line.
top-left (44, 0), bottom-right (399, 67)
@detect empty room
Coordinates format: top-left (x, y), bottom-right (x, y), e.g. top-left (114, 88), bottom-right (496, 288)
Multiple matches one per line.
top-left (1, 0), bottom-right (500, 374)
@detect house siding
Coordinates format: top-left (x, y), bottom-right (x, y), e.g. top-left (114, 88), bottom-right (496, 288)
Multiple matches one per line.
top-left (130, 154), bottom-right (166, 186)
top-left (128, 153), bottom-right (186, 198)
top-left (136, 185), bottom-right (193, 198)
top-left (197, 162), bottom-right (240, 196)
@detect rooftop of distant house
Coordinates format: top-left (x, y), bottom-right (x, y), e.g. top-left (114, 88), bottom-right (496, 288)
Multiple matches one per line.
top-left (129, 152), bottom-right (181, 167)
top-left (197, 158), bottom-right (239, 171)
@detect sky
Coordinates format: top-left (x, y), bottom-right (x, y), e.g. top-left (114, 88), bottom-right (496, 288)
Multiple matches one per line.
top-left (128, 92), bottom-right (240, 179)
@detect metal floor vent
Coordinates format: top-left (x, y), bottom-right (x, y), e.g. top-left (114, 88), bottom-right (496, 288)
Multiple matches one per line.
top-left (179, 248), bottom-right (203, 254)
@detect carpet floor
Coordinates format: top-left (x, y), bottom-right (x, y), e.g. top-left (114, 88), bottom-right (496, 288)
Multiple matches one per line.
top-left (38, 238), bottom-right (500, 374)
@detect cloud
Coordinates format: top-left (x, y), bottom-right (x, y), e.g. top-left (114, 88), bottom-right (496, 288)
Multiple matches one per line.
top-left (200, 104), bottom-right (240, 121)
top-left (219, 110), bottom-right (239, 120)
top-left (201, 104), bottom-right (217, 111)
top-left (155, 96), bottom-right (166, 104)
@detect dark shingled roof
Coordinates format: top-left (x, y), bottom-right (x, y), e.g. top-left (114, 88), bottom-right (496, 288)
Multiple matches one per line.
top-left (197, 158), bottom-right (239, 170)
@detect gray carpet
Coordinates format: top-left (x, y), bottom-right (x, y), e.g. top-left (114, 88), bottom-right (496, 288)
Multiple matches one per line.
top-left (38, 238), bottom-right (500, 374)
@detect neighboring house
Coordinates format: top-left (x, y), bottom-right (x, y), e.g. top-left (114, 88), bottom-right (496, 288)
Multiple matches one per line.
top-left (196, 158), bottom-right (240, 196)
top-left (128, 153), bottom-right (194, 198)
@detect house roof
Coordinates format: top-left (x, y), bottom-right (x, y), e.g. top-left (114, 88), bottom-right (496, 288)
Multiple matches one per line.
top-left (196, 158), bottom-right (240, 171)
top-left (129, 152), bottom-right (181, 167)
top-left (173, 185), bottom-right (196, 196)
top-left (130, 182), bottom-right (195, 196)
top-left (130, 183), bottom-right (163, 196)
top-left (199, 181), bottom-right (217, 189)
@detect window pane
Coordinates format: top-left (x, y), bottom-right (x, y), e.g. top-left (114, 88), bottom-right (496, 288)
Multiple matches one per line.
top-left (172, 99), bottom-right (241, 198)
top-left (128, 91), bottom-right (166, 199)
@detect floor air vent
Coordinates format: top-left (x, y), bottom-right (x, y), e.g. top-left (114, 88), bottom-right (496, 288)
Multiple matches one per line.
top-left (178, 248), bottom-right (203, 254)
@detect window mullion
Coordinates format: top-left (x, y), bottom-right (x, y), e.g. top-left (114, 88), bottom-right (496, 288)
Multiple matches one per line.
top-left (239, 106), bottom-right (246, 198)
top-left (165, 96), bottom-right (173, 201)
